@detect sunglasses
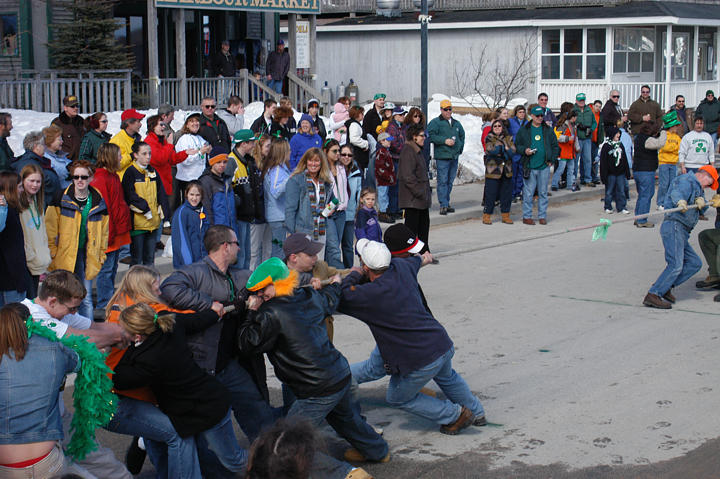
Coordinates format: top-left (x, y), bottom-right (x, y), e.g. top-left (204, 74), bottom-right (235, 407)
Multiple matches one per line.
top-left (442, 108), bottom-right (452, 112)
top-left (641, 91), bottom-right (650, 94)
top-left (225, 240), bottom-right (239, 246)
top-left (72, 175), bottom-right (90, 180)
top-left (203, 105), bottom-right (217, 109)
top-left (413, 114), bottom-right (421, 118)
top-left (340, 153), bottom-right (353, 157)
top-left (611, 95), bottom-right (619, 99)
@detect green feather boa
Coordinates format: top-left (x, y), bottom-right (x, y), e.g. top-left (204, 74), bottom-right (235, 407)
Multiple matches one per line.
top-left (26, 317), bottom-right (118, 460)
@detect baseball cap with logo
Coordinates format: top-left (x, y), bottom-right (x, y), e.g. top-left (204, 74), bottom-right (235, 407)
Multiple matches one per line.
top-left (356, 239), bottom-right (391, 270)
top-left (530, 105), bottom-right (544, 116)
top-left (440, 99), bottom-right (452, 109)
top-left (63, 95), bottom-right (79, 107)
top-left (576, 93), bottom-right (586, 101)
top-left (383, 224), bottom-right (425, 255)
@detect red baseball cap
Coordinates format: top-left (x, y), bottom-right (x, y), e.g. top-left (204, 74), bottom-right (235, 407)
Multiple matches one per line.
top-left (121, 108), bottom-right (145, 122)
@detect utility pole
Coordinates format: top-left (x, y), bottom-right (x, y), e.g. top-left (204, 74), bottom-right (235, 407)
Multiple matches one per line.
top-left (419, 1), bottom-right (430, 120)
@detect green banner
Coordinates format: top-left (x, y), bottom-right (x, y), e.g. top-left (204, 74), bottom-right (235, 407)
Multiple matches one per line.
top-left (156, 0), bottom-right (319, 14)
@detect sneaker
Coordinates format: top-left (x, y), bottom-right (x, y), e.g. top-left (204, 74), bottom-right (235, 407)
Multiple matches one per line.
top-left (643, 292), bottom-right (672, 309)
top-left (440, 406), bottom-right (474, 435)
top-left (539, 218), bottom-right (547, 225)
top-left (604, 209), bottom-right (614, 214)
top-left (446, 206), bottom-right (455, 213)
top-left (621, 209), bottom-right (630, 214)
top-left (593, 180), bottom-right (602, 185)
top-left (571, 185), bottom-right (579, 192)
top-left (635, 222), bottom-right (654, 228)
top-left (696, 276), bottom-right (720, 289)
top-left (657, 205), bottom-right (665, 211)
top-left (586, 182), bottom-right (596, 188)
top-left (344, 448), bottom-right (391, 463)
top-left (125, 436), bottom-right (147, 475)
top-left (439, 207), bottom-right (448, 216)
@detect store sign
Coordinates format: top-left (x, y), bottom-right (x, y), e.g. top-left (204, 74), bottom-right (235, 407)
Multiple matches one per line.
top-left (295, 20), bottom-right (310, 69)
top-left (156, 0), bottom-right (319, 14)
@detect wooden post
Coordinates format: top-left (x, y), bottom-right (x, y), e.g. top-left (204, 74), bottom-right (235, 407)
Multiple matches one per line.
top-left (309, 14), bottom-right (316, 89)
top-left (288, 14), bottom-right (297, 76)
top-left (174, 8), bottom-right (187, 109)
top-left (124, 71), bottom-right (132, 110)
top-left (665, 24), bottom-right (672, 110)
top-left (147, 1), bottom-right (160, 109)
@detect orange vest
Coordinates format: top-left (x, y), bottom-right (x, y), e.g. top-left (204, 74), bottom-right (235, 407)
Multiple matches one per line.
top-left (555, 126), bottom-right (576, 160)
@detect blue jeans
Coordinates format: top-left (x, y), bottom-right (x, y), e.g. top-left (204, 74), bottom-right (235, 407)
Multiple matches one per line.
top-left (604, 174), bottom-right (627, 212)
top-left (216, 360), bottom-right (277, 443)
top-left (131, 230), bottom-right (157, 266)
top-left (95, 249), bottom-right (120, 310)
top-left (0, 289), bottom-right (25, 307)
top-left (522, 167), bottom-right (550, 220)
top-left (268, 221), bottom-right (289, 259)
top-left (194, 409), bottom-right (248, 473)
top-left (386, 347), bottom-right (484, 425)
top-left (351, 346), bottom-right (386, 385)
top-left (511, 155), bottom-right (524, 196)
top-left (377, 185), bottom-right (389, 212)
top-left (436, 158), bottom-right (459, 208)
top-left (633, 170), bottom-right (656, 224)
top-left (578, 138), bottom-right (592, 183)
top-left (324, 210), bottom-right (345, 269)
top-left (552, 159), bottom-right (575, 190)
top-left (237, 220), bottom-right (251, 270)
top-left (649, 220), bottom-right (702, 295)
top-left (287, 381), bottom-right (388, 465)
top-left (341, 220), bottom-right (355, 268)
top-left (74, 249), bottom-right (93, 320)
top-left (656, 164), bottom-right (677, 207)
top-left (105, 396), bottom-right (199, 479)
top-left (364, 137), bottom-right (377, 189)
top-left (267, 79), bottom-right (283, 94)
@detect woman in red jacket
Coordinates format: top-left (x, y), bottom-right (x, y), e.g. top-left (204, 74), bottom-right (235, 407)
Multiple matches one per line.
top-left (144, 115), bottom-right (198, 221)
top-left (90, 142), bottom-right (132, 310)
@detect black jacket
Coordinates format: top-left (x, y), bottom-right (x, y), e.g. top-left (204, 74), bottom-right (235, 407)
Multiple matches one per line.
top-left (198, 114), bottom-right (231, 152)
top-left (250, 115), bottom-right (272, 137)
top-left (229, 149), bottom-right (265, 223)
top-left (238, 284), bottom-right (350, 399)
top-left (0, 205), bottom-right (31, 293)
top-left (112, 310), bottom-right (230, 438)
top-left (212, 50), bottom-right (235, 77)
top-left (311, 115), bottom-right (327, 143)
top-left (52, 112), bottom-right (86, 162)
top-left (362, 106), bottom-right (382, 141)
top-left (270, 121), bottom-right (293, 142)
top-left (12, 150), bottom-right (62, 208)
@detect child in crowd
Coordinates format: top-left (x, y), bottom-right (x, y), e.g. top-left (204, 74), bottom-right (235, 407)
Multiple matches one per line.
top-left (657, 113), bottom-right (683, 209)
top-left (355, 187), bottom-right (382, 244)
top-left (171, 180), bottom-right (208, 268)
top-left (332, 101), bottom-right (350, 143)
top-left (552, 110), bottom-right (578, 191)
top-left (599, 126), bottom-right (631, 214)
top-left (121, 141), bottom-right (166, 266)
top-left (374, 132), bottom-right (396, 224)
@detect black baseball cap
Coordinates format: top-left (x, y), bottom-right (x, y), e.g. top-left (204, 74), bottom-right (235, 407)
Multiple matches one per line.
top-left (383, 224), bottom-right (424, 255)
top-left (283, 233), bottom-right (324, 257)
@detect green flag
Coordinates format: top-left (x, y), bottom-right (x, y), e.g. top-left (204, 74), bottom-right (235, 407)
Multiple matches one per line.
top-left (592, 218), bottom-right (612, 241)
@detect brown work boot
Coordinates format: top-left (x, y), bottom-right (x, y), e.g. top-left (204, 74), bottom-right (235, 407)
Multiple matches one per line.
top-left (663, 289), bottom-right (676, 304)
top-left (501, 213), bottom-right (513, 224)
top-left (522, 218), bottom-right (535, 225)
top-left (539, 218), bottom-right (547, 225)
top-left (482, 213), bottom-right (492, 225)
top-left (643, 292), bottom-right (672, 309)
top-left (440, 406), bottom-right (474, 435)
top-left (345, 468), bottom-right (374, 479)
top-left (344, 448), bottom-right (390, 463)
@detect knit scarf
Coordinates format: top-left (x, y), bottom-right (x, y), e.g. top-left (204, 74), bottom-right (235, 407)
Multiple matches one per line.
top-left (604, 140), bottom-right (623, 167)
top-left (306, 175), bottom-right (326, 240)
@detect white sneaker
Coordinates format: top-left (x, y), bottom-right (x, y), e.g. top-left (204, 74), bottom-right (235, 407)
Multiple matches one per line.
top-left (604, 209), bottom-right (614, 214)
top-left (372, 425), bottom-right (384, 436)
top-left (621, 209), bottom-right (630, 214)
top-left (658, 205), bottom-right (665, 211)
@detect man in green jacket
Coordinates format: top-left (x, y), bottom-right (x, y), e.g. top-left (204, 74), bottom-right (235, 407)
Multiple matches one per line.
top-left (0, 112), bottom-right (14, 172)
top-left (696, 90), bottom-right (720, 150)
top-left (573, 93), bottom-right (597, 187)
top-left (427, 99), bottom-right (465, 215)
top-left (516, 106), bottom-right (560, 225)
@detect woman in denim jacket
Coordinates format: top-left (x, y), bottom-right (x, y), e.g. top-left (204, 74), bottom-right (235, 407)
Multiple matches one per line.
top-left (262, 138), bottom-right (293, 259)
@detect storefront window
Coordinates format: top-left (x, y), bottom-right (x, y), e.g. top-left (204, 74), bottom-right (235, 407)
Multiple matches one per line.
top-left (541, 28), bottom-right (606, 80)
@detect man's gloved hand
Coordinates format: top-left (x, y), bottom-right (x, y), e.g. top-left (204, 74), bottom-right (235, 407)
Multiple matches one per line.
top-left (695, 196), bottom-right (706, 209)
top-left (710, 194), bottom-right (720, 208)
top-left (677, 199), bottom-right (688, 212)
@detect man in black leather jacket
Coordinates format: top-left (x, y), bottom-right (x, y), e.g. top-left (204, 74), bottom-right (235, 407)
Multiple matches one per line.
top-left (239, 257), bottom-right (388, 478)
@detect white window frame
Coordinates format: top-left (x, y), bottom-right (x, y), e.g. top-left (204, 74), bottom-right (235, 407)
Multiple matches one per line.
top-left (540, 28), bottom-right (607, 81)
top-left (612, 27), bottom-right (655, 75)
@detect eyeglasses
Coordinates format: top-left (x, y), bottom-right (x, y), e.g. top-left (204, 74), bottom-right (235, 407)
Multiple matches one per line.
top-left (611, 95), bottom-right (620, 99)
top-left (203, 104), bottom-right (217, 109)
top-left (677, 100), bottom-right (685, 103)
top-left (72, 175), bottom-right (90, 180)
top-left (225, 240), bottom-right (239, 246)
top-left (641, 90), bottom-right (650, 94)
top-left (442, 108), bottom-right (452, 112)
top-left (413, 114), bottom-right (421, 118)
top-left (159, 123), bottom-right (167, 127)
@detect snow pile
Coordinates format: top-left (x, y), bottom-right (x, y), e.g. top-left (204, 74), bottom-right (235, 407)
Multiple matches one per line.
top-left (4, 97), bottom-right (497, 183)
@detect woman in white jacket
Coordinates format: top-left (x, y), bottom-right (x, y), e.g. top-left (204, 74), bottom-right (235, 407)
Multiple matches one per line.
top-left (17, 163), bottom-right (51, 297)
top-left (174, 114), bottom-right (212, 207)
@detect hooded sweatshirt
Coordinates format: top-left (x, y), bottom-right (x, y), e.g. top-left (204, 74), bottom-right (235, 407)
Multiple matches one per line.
top-left (289, 114), bottom-right (322, 170)
top-left (331, 103), bottom-right (350, 142)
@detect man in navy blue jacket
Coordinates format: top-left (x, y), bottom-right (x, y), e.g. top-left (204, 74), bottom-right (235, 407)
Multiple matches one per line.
top-left (339, 239), bottom-right (485, 437)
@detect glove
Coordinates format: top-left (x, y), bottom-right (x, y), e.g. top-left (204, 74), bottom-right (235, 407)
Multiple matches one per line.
top-left (677, 199), bottom-right (688, 213)
top-left (710, 194), bottom-right (720, 208)
top-left (695, 196), bottom-right (706, 209)
top-left (143, 211), bottom-right (153, 220)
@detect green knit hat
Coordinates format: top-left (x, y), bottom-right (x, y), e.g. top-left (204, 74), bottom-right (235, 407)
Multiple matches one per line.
top-left (662, 111), bottom-right (681, 128)
top-left (246, 257), bottom-right (290, 292)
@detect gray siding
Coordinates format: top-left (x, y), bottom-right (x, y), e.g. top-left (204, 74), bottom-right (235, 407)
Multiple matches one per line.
top-left (316, 27), bottom-right (535, 105)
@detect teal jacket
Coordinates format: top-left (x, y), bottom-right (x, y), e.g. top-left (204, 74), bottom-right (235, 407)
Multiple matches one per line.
top-left (427, 115), bottom-right (465, 160)
top-left (515, 122), bottom-right (560, 170)
top-left (572, 104), bottom-right (597, 140)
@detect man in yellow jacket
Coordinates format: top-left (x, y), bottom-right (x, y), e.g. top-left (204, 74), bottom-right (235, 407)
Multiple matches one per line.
top-left (657, 112), bottom-right (683, 211)
top-left (110, 109), bottom-right (145, 177)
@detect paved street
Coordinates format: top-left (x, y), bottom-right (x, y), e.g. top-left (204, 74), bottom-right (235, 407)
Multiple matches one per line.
top-left (84, 183), bottom-right (720, 478)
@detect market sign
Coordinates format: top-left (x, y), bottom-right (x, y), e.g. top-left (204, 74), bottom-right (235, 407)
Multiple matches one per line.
top-left (156, 0), bottom-right (319, 14)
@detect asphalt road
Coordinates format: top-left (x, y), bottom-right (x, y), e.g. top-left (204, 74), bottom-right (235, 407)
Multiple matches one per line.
top-left (83, 189), bottom-right (720, 478)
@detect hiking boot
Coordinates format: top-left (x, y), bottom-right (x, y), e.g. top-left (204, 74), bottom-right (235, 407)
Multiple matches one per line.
top-left (446, 206), bottom-right (455, 213)
top-left (440, 406), bottom-right (474, 435)
top-left (643, 293), bottom-right (672, 309)
top-left (439, 207), bottom-right (448, 215)
top-left (696, 276), bottom-right (720, 289)
top-left (482, 213), bottom-right (492, 225)
top-left (378, 212), bottom-right (395, 224)
top-left (501, 213), bottom-right (513, 224)
top-left (539, 218), bottom-right (547, 225)
top-left (474, 415), bottom-right (487, 426)
top-left (663, 289), bottom-right (676, 304)
top-left (345, 468), bottom-right (374, 479)
top-left (344, 448), bottom-right (390, 463)
top-left (522, 218), bottom-right (535, 225)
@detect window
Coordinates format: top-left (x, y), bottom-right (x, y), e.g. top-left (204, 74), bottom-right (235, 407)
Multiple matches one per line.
top-left (661, 31), bottom-right (690, 81)
top-left (613, 28), bottom-right (654, 74)
top-left (541, 28), bottom-right (606, 80)
top-left (0, 13), bottom-right (18, 57)
top-left (697, 27), bottom-right (717, 81)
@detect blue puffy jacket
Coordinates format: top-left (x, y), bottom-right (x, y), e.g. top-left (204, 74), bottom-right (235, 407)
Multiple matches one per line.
top-left (289, 114), bottom-right (322, 170)
top-left (171, 200), bottom-right (209, 268)
top-left (198, 168), bottom-right (238, 232)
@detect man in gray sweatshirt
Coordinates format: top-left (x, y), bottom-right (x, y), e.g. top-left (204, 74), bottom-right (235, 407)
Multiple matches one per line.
top-left (679, 116), bottom-right (715, 174)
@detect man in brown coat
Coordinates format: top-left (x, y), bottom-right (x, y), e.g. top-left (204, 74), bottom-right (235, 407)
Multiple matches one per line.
top-left (52, 95), bottom-right (86, 162)
top-left (399, 123), bottom-right (432, 254)
top-left (627, 85), bottom-right (663, 135)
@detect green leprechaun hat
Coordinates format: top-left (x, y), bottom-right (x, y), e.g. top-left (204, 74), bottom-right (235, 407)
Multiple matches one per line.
top-left (662, 111), bottom-right (681, 128)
